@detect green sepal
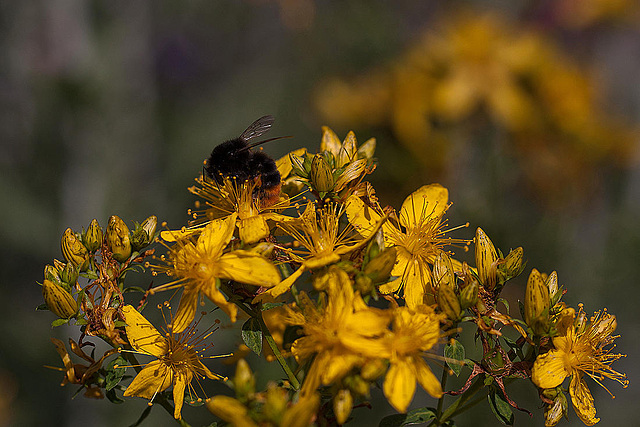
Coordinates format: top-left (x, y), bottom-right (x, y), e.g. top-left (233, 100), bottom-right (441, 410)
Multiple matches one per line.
top-left (51, 318), bottom-right (70, 328)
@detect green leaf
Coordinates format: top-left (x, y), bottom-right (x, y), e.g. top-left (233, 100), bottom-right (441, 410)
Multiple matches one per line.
top-left (444, 339), bottom-right (465, 377)
top-left (75, 318), bottom-right (88, 326)
top-left (105, 356), bottom-right (127, 391)
top-left (51, 318), bottom-right (70, 328)
top-left (128, 404), bottom-right (152, 426)
top-left (488, 389), bottom-right (514, 425)
top-left (36, 304), bottom-right (49, 311)
top-left (378, 407), bottom-right (436, 427)
top-left (242, 318), bottom-right (263, 355)
top-left (106, 387), bottom-right (125, 404)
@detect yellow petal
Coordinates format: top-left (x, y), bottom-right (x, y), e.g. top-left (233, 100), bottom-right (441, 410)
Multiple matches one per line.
top-left (303, 252), bottom-right (341, 269)
top-left (124, 359), bottom-right (172, 399)
top-left (399, 184), bottom-right (448, 229)
top-left (198, 213), bottom-right (237, 258)
top-left (532, 349), bottom-right (570, 389)
top-left (321, 126), bottom-right (342, 156)
top-left (357, 137), bottom-right (376, 160)
top-left (253, 265), bottom-right (306, 303)
top-left (345, 195), bottom-right (382, 237)
top-left (569, 373), bottom-right (600, 426)
top-left (414, 357), bottom-right (443, 398)
top-left (322, 352), bottom-right (361, 386)
top-left (201, 281), bottom-right (238, 323)
top-left (160, 227), bottom-right (202, 243)
top-left (337, 130), bottom-right (357, 167)
top-left (171, 288), bottom-right (200, 334)
top-left (276, 148), bottom-right (307, 179)
top-left (475, 227), bottom-right (498, 287)
top-left (384, 359), bottom-right (416, 413)
top-left (238, 215), bottom-right (270, 244)
top-left (333, 159), bottom-right (367, 192)
top-left (172, 372), bottom-right (189, 419)
top-left (218, 250), bottom-right (281, 287)
top-left (379, 276), bottom-right (402, 294)
top-left (122, 305), bottom-right (168, 358)
top-left (403, 258), bottom-right (430, 309)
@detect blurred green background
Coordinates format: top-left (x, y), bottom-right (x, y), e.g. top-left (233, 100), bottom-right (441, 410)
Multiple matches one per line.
top-left (1, 1), bottom-right (638, 426)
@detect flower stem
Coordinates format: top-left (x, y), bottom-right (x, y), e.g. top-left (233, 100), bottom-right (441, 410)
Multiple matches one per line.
top-left (255, 310), bottom-right (301, 390)
top-left (429, 376), bottom-right (485, 426)
top-left (435, 364), bottom-right (449, 421)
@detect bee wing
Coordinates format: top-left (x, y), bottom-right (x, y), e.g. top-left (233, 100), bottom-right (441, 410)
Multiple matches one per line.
top-left (239, 115), bottom-right (274, 142)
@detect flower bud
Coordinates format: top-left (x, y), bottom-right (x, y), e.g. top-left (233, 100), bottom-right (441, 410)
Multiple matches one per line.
top-left (459, 280), bottom-right (479, 310)
top-left (42, 279), bottom-right (78, 319)
top-left (524, 268), bottom-right (550, 335)
top-left (61, 262), bottom-right (79, 285)
top-left (545, 271), bottom-right (560, 304)
top-left (544, 392), bottom-right (568, 427)
top-left (344, 375), bottom-right (370, 397)
top-left (206, 396), bottom-right (253, 426)
top-left (333, 389), bottom-right (353, 425)
top-left (333, 159), bottom-right (367, 193)
top-left (363, 247), bottom-right (397, 284)
top-left (503, 247), bottom-right (524, 278)
top-left (263, 385), bottom-right (287, 423)
top-left (83, 219), bottom-right (103, 252)
top-left (131, 216), bottom-right (158, 251)
top-left (355, 274), bottom-right (374, 295)
top-left (106, 215), bottom-right (131, 262)
top-left (475, 228), bottom-right (498, 290)
top-left (310, 153), bottom-right (334, 194)
top-left (44, 264), bottom-right (62, 285)
top-left (574, 308), bottom-right (587, 335)
top-left (360, 358), bottom-right (388, 381)
top-left (433, 252), bottom-right (455, 288)
top-left (61, 228), bottom-right (90, 271)
top-left (289, 152), bottom-right (308, 178)
top-left (234, 359), bottom-right (255, 401)
top-left (438, 283), bottom-right (462, 322)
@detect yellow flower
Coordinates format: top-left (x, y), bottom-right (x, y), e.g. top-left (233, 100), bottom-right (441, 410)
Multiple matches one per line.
top-left (152, 213), bottom-right (281, 331)
top-left (188, 176), bottom-right (291, 244)
top-left (283, 273), bottom-right (391, 397)
top-left (346, 184), bottom-right (469, 308)
top-left (532, 306), bottom-right (628, 425)
top-left (380, 304), bottom-right (445, 413)
top-left (253, 201), bottom-right (385, 302)
top-left (121, 305), bottom-right (226, 419)
top-left (49, 338), bottom-right (117, 399)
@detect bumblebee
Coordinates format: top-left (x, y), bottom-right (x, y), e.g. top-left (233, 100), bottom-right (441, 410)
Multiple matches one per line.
top-left (204, 115), bottom-right (283, 207)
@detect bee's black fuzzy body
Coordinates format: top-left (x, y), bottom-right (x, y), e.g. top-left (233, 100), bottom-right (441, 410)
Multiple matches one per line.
top-left (204, 116), bottom-right (282, 207)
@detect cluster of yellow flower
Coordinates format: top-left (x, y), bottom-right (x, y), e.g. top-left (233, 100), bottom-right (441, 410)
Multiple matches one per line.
top-left (39, 127), bottom-right (627, 426)
top-left (314, 13), bottom-right (638, 206)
